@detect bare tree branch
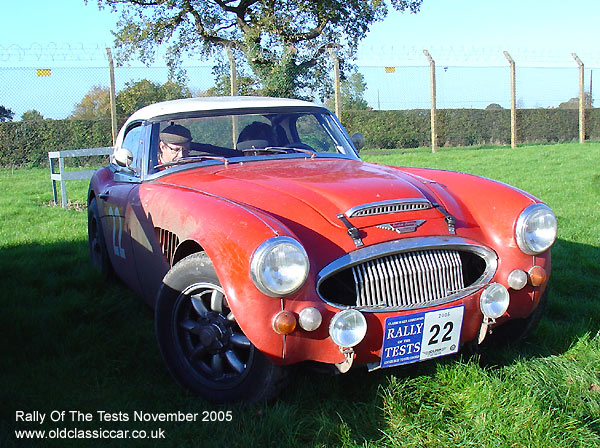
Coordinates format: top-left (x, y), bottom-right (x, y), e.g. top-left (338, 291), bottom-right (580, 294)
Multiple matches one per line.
top-left (285, 17), bottom-right (331, 44)
top-left (180, 0), bottom-right (238, 48)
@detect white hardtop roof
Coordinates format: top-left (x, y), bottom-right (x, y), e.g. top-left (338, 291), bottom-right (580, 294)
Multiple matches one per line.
top-left (127, 96), bottom-right (325, 122)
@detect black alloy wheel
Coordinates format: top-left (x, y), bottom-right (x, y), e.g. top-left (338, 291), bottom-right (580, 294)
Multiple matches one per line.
top-left (155, 252), bottom-right (289, 403)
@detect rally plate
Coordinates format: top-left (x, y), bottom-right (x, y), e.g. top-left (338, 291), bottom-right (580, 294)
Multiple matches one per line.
top-left (380, 305), bottom-right (464, 368)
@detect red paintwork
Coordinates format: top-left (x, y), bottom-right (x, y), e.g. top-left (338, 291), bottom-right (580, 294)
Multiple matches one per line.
top-left (90, 155), bottom-right (552, 367)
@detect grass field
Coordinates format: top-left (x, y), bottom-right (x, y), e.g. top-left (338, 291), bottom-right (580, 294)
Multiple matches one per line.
top-left (1, 143), bottom-right (599, 447)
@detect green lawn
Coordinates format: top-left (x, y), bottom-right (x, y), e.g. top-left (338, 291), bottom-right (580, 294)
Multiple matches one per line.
top-left (1, 143), bottom-right (599, 447)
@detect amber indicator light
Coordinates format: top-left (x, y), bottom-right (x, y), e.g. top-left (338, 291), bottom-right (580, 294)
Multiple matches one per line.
top-left (528, 266), bottom-right (547, 286)
top-left (272, 311), bottom-right (297, 335)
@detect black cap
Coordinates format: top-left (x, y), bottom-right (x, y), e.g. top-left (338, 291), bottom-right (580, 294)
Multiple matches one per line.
top-left (160, 124), bottom-right (192, 144)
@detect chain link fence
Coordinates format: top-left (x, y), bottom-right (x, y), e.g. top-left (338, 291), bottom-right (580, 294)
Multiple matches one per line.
top-left (358, 64), bottom-right (596, 110)
top-left (1, 43), bottom-right (599, 151)
top-left (0, 65), bottom-right (216, 120)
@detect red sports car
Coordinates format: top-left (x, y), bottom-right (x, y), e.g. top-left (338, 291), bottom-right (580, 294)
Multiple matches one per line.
top-left (88, 97), bottom-right (557, 403)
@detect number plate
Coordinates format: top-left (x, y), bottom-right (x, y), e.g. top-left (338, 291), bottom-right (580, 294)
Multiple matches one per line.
top-left (380, 306), bottom-right (464, 368)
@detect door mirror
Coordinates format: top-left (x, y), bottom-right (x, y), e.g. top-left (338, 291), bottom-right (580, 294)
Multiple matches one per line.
top-left (113, 147), bottom-right (134, 168)
top-left (351, 133), bottom-right (365, 152)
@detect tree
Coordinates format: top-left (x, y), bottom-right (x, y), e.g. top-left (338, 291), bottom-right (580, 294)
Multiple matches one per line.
top-left (326, 72), bottom-right (369, 111)
top-left (116, 79), bottom-right (192, 116)
top-left (71, 80), bottom-right (192, 119)
top-left (71, 85), bottom-right (111, 119)
top-left (485, 103), bottom-right (504, 110)
top-left (0, 105), bottom-right (14, 122)
top-left (21, 110), bottom-right (45, 121)
top-left (204, 73), bottom-right (260, 97)
top-left (558, 92), bottom-right (593, 109)
top-left (91, 0), bottom-right (422, 98)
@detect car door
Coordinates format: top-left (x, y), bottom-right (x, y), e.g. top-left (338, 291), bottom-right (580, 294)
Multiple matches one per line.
top-left (100, 122), bottom-right (145, 294)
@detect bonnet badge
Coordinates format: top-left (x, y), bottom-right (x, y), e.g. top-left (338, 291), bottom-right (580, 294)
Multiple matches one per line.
top-left (377, 219), bottom-right (426, 234)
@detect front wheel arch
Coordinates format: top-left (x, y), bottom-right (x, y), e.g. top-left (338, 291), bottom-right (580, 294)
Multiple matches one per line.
top-left (172, 240), bottom-right (204, 266)
top-left (154, 252), bottom-right (289, 403)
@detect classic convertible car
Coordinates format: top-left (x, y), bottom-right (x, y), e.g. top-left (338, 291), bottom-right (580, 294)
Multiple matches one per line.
top-left (88, 96), bottom-right (557, 403)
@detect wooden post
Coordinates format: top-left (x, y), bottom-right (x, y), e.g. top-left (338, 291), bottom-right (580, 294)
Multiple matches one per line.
top-left (227, 46), bottom-right (238, 96)
top-left (106, 48), bottom-right (118, 146)
top-left (423, 50), bottom-right (437, 153)
top-left (503, 51), bottom-right (517, 148)
top-left (572, 53), bottom-right (585, 144)
top-left (328, 47), bottom-right (342, 119)
top-left (227, 46), bottom-right (238, 146)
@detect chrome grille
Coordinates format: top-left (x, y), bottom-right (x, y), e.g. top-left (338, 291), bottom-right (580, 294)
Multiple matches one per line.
top-left (347, 199), bottom-right (431, 217)
top-left (351, 249), bottom-right (464, 308)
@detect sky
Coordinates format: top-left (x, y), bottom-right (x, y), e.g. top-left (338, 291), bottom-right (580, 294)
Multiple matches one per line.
top-left (1, 0), bottom-right (599, 117)
top-left (357, 0), bottom-right (600, 67)
top-left (2, 0), bottom-right (599, 66)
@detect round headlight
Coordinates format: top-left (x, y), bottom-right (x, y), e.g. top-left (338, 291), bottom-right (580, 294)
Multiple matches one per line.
top-left (329, 309), bottom-right (367, 347)
top-left (250, 237), bottom-right (309, 297)
top-left (515, 203), bottom-right (557, 255)
top-left (480, 283), bottom-right (510, 319)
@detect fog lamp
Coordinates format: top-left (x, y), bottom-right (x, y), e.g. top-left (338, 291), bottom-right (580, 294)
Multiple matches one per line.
top-left (480, 283), bottom-right (510, 319)
top-left (329, 309), bottom-right (367, 348)
top-left (298, 307), bottom-right (322, 332)
top-left (528, 266), bottom-right (547, 286)
top-left (507, 269), bottom-right (528, 290)
top-left (272, 311), bottom-right (297, 335)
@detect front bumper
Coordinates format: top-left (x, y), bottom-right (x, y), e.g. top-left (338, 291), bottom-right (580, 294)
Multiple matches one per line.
top-left (278, 248), bottom-right (550, 368)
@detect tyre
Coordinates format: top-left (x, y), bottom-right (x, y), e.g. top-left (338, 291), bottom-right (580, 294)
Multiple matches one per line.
top-left (87, 197), bottom-right (114, 279)
top-left (155, 252), bottom-right (289, 403)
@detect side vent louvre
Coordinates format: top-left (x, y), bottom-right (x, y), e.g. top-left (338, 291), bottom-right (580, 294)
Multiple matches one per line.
top-left (156, 228), bottom-right (179, 265)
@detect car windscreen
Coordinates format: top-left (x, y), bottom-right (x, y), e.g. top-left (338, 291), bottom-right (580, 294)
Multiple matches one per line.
top-left (151, 110), bottom-right (357, 171)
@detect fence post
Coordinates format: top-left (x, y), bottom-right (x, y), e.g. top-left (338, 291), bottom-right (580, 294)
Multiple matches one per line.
top-left (106, 48), bottom-right (118, 146)
top-left (423, 50), bottom-right (437, 153)
top-left (572, 53), bottom-right (585, 144)
top-left (49, 154), bottom-right (58, 205)
top-left (503, 51), bottom-right (517, 148)
top-left (328, 47), bottom-right (342, 119)
top-left (227, 46), bottom-right (238, 96)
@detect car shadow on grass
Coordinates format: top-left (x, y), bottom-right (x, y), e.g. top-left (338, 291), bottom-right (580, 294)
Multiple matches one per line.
top-left (2, 237), bottom-right (598, 447)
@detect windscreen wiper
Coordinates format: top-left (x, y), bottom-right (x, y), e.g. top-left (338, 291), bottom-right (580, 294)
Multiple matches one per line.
top-left (154, 156), bottom-right (229, 170)
top-left (265, 146), bottom-right (316, 159)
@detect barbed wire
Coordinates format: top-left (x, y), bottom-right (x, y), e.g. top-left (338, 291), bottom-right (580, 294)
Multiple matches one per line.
top-left (356, 44), bottom-right (600, 68)
top-left (3, 42), bottom-right (600, 68)
top-left (0, 43), bottom-right (109, 63)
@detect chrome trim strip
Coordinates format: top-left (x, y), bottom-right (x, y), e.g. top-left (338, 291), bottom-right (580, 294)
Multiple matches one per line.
top-left (316, 236), bottom-right (498, 312)
top-left (345, 198), bottom-right (432, 218)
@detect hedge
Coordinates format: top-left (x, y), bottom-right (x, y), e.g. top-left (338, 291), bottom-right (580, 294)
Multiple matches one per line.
top-left (2, 109), bottom-right (600, 167)
top-left (0, 119), bottom-right (120, 168)
top-left (342, 108), bottom-right (600, 149)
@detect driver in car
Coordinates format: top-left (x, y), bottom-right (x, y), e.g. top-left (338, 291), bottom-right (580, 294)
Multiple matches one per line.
top-left (158, 124), bottom-right (192, 165)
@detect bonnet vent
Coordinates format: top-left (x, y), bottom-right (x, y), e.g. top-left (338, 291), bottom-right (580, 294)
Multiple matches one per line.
top-left (346, 199), bottom-right (432, 218)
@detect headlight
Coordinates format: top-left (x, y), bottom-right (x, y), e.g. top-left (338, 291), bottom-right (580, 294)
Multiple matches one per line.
top-left (250, 236), bottom-right (309, 297)
top-left (515, 203), bottom-right (557, 255)
top-left (329, 309), bottom-right (367, 347)
top-left (480, 283), bottom-right (510, 319)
